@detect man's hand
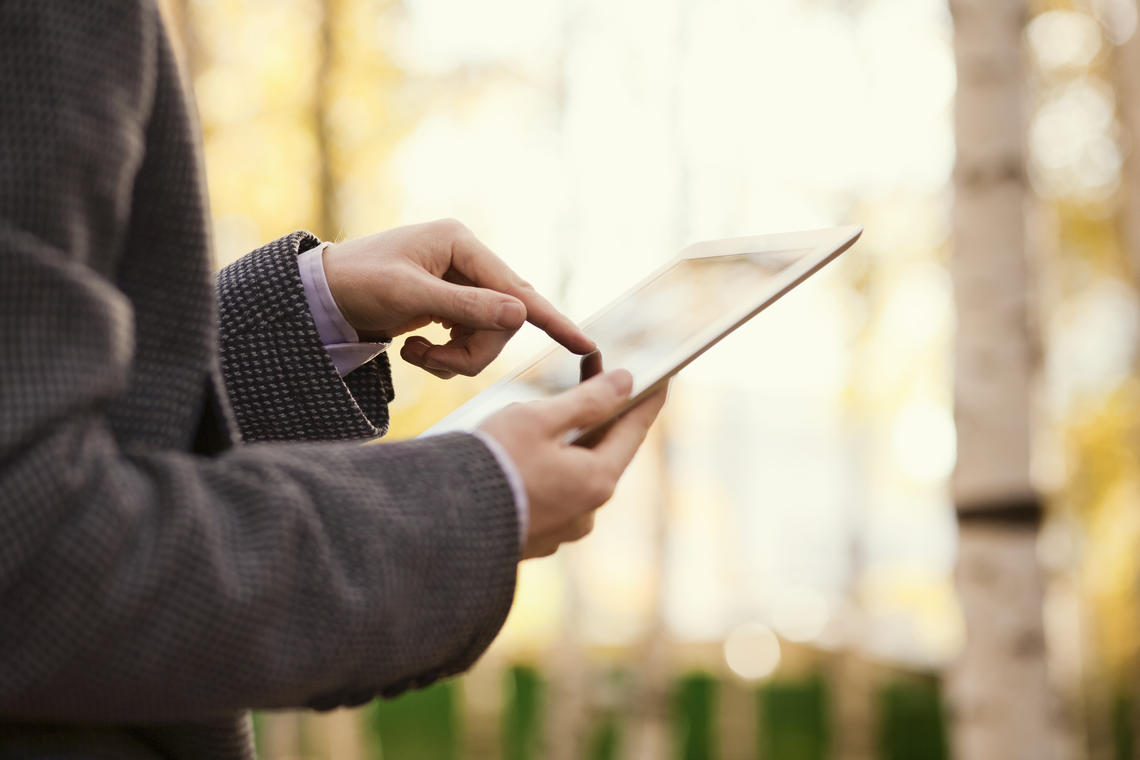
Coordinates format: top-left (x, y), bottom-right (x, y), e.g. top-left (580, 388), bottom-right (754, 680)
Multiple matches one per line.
top-left (478, 370), bottom-right (668, 559)
top-left (322, 219), bottom-right (595, 379)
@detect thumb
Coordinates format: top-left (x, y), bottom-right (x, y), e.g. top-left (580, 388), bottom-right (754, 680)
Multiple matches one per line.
top-left (414, 274), bottom-right (527, 331)
top-left (540, 370), bottom-right (634, 433)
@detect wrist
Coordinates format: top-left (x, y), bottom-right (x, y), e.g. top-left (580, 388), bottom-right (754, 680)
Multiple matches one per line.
top-left (298, 243), bottom-right (390, 377)
top-left (299, 243), bottom-right (359, 345)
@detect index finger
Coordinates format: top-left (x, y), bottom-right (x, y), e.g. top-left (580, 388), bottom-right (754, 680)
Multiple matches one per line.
top-left (450, 233), bottom-right (596, 354)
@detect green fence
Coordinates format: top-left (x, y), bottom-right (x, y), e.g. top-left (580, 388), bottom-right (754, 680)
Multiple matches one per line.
top-left (368, 680), bottom-right (460, 760)
top-left (271, 667), bottom-right (965, 759)
top-left (758, 674), bottom-right (830, 760)
top-left (877, 676), bottom-right (947, 760)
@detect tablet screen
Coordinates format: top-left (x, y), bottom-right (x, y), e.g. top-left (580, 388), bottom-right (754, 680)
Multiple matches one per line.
top-left (426, 247), bottom-right (813, 434)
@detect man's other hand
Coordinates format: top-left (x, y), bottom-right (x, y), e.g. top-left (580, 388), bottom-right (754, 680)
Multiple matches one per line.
top-left (477, 370), bottom-right (668, 559)
top-left (322, 219), bottom-right (595, 379)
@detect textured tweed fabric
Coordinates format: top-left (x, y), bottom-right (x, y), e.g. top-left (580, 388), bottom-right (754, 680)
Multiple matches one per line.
top-left (0, 2), bottom-right (519, 758)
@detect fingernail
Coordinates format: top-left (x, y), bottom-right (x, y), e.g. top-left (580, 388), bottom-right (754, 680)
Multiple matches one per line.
top-left (496, 301), bottom-right (526, 329)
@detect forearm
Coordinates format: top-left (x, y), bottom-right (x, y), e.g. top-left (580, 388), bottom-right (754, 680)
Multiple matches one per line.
top-left (216, 231), bottom-right (394, 443)
top-left (0, 1), bottom-right (519, 716)
top-left (294, 242), bottom-right (532, 546)
top-left (0, 222), bottom-right (519, 720)
top-left (1, 422), bottom-right (518, 720)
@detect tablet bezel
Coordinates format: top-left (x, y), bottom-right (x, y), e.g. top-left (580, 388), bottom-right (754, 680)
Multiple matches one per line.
top-left (422, 225), bottom-right (863, 444)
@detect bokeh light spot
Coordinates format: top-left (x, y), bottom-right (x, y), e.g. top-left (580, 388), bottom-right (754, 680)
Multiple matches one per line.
top-left (770, 588), bottom-right (832, 643)
top-left (1028, 11), bottom-right (1103, 71)
top-left (723, 623), bottom-right (781, 681)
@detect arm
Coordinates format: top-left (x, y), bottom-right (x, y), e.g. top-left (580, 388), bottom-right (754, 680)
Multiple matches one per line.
top-left (216, 230), bottom-right (395, 443)
top-left (0, 0), bottom-right (517, 720)
top-left (0, 0), bottom-right (666, 724)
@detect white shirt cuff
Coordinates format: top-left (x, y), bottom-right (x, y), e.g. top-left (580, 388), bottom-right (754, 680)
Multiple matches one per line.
top-left (297, 243), bottom-right (391, 377)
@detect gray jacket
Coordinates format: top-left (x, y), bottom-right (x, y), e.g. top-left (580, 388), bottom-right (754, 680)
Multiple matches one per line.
top-left (0, 2), bottom-right (519, 757)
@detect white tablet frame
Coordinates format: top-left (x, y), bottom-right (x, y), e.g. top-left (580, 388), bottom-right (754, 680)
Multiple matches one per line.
top-left (422, 225), bottom-right (863, 443)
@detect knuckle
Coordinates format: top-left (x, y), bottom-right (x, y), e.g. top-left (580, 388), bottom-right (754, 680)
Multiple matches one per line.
top-left (569, 518), bottom-right (594, 541)
top-left (455, 362), bottom-right (480, 377)
top-left (603, 460), bottom-right (623, 488)
top-left (466, 358), bottom-right (492, 376)
top-left (495, 401), bottom-right (546, 437)
top-left (585, 476), bottom-right (613, 506)
top-left (434, 217), bottom-right (467, 235)
top-left (602, 473), bottom-right (619, 501)
top-left (579, 391), bottom-right (607, 420)
top-left (451, 287), bottom-right (483, 319)
top-left (525, 400), bottom-right (555, 428)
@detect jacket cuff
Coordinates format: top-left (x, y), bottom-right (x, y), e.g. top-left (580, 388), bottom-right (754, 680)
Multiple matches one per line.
top-left (303, 432), bottom-right (521, 710)
top-left (216, 230), bottom-right (394, 443)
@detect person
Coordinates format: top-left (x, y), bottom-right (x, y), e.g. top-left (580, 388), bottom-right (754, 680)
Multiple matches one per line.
top-left (0, 2), bottom-right (666, 758)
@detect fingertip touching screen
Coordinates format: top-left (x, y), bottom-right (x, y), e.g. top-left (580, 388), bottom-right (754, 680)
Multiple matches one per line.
top-left (424, 247), bottom-right (814, 436)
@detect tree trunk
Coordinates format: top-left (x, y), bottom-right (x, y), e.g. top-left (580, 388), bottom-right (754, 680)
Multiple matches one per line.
top-left (1118, 2), bottom-right (1140, 291)
top-left (1112, 5), bottom-right (1140, 759)
top-left (945, 0), bottom-right (1059, 758)
top-left (314, 0), bottom-right (340, 242)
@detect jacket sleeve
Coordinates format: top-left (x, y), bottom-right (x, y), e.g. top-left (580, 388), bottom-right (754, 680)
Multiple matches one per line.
top-left (217, 231), bottom-right (397, 443)
top-left (0, 0), bottom-right (518, 722)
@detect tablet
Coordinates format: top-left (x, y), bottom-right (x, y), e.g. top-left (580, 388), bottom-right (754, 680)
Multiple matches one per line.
top-left (421, 225), bottom-right (862, 445)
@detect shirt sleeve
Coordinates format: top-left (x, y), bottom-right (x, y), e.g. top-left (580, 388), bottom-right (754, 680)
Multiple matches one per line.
top-left (298, 244), bottom-right (531, 547)
top-left (297, 243), bottom-right (391, 376)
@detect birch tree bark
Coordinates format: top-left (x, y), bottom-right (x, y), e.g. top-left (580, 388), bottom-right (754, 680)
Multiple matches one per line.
top-left (1112, 5), bottom-right (1140, 759)
top-left (945, 0), bottom-right (1060, 758)
top-left (314, 0), bottom-right (340, 242)
top-left (1118, 4), bottom-right (1140, 289)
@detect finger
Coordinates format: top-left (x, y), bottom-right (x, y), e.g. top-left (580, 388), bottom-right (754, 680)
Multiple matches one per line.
top-left (539, 370), bottom-right (633, 433)
top-left (591, 384), bottom-right (668, 472)
top-left (401, 336), bottom-right (457, 379)
top-left (522, 512), bottom-right (596, 559)
top-left (419, 328), bottom-right (515, 377)
top-left (564, 511), bottom-right (596, 542)
top-left (401, 335), bottom-right (432, 366)
top-left (411, 273), bottom-right (527, 332)
top-left (523, 540), bottom-right (560, 560)
top-left (449, 234), bottom-right (595, 354)
top-left (515, 288), bottom-right (596, 355)
top-left (422, 365), bottom-right (457, 379)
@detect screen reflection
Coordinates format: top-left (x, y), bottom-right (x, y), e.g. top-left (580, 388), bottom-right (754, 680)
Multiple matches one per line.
top-left (426, 249), bottom-right (811, 434)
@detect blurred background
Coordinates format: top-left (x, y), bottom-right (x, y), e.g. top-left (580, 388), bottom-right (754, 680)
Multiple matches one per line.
top-left (158, 0), bottom-right (1140, 757)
